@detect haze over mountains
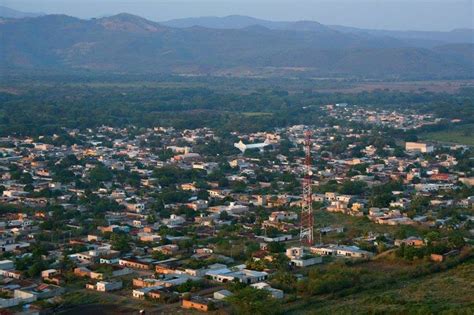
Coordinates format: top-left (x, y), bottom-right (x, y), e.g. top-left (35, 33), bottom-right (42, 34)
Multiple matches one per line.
top-left (162, 15), bottom-right (474, 45)
top-left (0, 5), bottom-right (43, 19)
top-left (1, 8), bottom-right (473, 78)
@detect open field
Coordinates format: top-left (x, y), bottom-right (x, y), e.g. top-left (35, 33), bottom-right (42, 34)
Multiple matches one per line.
top-left (421, 124), bottom-right (474, 146)
top-left (241, 112), bottom-right (274, 117)
top-left (313, 210), bottom-right (427, 242)
top-left (315, 80), bottom-right (474, 94)
top-left (1, 76), bottom-right (473, 95)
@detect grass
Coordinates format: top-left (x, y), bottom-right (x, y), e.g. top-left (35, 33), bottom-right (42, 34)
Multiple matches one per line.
top-left (240, 112), bottom-right (274, 117)
top-left (422, 124), bottom-right (474, 146)
top-left (313, 260), bottom-right (473, 314)
top-left (54, 287), bottom-right (159, 310)
top-left (285, 256), bottom-right (474, 315)
top-left (312, 210), bottom-right (427, 242)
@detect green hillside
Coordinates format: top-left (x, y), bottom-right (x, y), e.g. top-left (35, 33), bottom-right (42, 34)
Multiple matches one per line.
top-left (286, 258), bottom-right (474, 314)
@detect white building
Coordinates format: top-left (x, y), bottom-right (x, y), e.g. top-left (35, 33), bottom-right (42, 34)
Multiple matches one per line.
top-left (234, 140), bottom-right (270, 153)
top-left (0, 260), bottom-right (14, 270)
top-left (286, 247), bottom-right (323, 267)
top-left (250, 282), bottom-right (284, 299)
top-left (405, 142), bottom-right (434, 153)
top-left (206, 265), bottom-right (268, 284)
top-left (95, 281), bottom-right (123, 292)
top-left (310, 245), bottom-right (374, 259)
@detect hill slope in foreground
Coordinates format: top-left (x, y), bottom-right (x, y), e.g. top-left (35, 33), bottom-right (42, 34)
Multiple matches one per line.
top-left (287, 259), bottom-right (474, 314)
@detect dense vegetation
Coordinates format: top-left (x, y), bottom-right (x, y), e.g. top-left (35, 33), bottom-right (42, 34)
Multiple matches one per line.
top-left (0, 77), bottom-right (473, 137)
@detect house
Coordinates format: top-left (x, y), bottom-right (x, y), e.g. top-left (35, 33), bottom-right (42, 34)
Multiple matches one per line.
top-left (405, 142), bottom-right (434, 153)
top-left (0, 259), bottom-right (14, 270)
top-left (133, 286), bottom-right (162, 299)
top-left (74, 265), bottom-right (132, 280)
top-left (206, 265), bottom-right (268, 284)
top-left (255, 234), bottom-right (292, 243)
top-left (414, 183), bottom-right (454, 192)
top-left (95, 281), bottom-right (122, 292)
top-left (268, 211), bottom-right (298, 222)
top-left (208, 202), bottom-right (249, 215)
top-left (153, 244), bottom-right (179, 255)
top-left (310, 245), bottom-right (374, 259)
top-left (138, 232), bottom-right (161, 243)
top-left (41, 269), bottom-right (58, 278)
top-left (285, 247), bottom-right (322, 267)
top-left (250, 282), bottom-right (284, 299)
top-left (125, 202), bottom-right (145, 213)
top-left (234, 140), bottom-right (270, 153)
top-left (69, 248), bottom-right (120, 264)
top-left (213, 289), bottom-right (233, 300)
top-left (0, 269), bottom-right (22, 279)
top-left (1, 290), bottom-right (36, 308)
top-left (327, 200), bottom-right (350, 214)
top-left (16, 283), bottom-right (65, 300)
top-left (173, 152), bottom-right (201, 162)
top-left (162, 214), bottom-right (186, 227)
top-left (133, 278), bottom-right (163, 288)
top-left (395, 236), bottom-right (425, 247)
top-left (390, 198), bottom-right (411, 209)
top-left (182, 296), bottom-right (215, 312)
top-left (119, 257), bottom-right (152, 270)
top-left (87, 235), bottom-right (102, 242)
top-left (136, 287), bottom-right (178, 301)
top-left (318, 226), bottom-right (345, 235)
top-left (430, 250), bottom-right (460, 262)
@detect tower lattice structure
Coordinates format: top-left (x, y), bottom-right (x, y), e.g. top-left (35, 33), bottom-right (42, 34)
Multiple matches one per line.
top-left (300, 129), bottom-right (314, 246)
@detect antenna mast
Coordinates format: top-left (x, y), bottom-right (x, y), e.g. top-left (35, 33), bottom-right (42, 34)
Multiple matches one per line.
top-left (300, 129), bottom-right (314, 246)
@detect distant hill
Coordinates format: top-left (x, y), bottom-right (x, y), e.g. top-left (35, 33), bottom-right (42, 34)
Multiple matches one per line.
top-left (162, 15), bottom-right (330, 32)
top-left (0, 5), bottom-right (43, 18)
top-left (163, 15), bottom-right (474, 45)
top-left (329, 25), bottom-right (474, 45)
top-left (1, 13), bottom-right (473, 79)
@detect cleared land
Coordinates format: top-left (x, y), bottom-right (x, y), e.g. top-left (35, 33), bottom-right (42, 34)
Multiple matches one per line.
top-left (422, 124), bottom-right (474, 146)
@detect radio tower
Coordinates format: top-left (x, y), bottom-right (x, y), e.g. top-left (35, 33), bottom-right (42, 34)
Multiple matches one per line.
top-left (300, 129), bottom-right (314, 246)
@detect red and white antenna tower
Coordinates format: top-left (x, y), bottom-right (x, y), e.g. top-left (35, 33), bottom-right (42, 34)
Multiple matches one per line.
top-left (300, 129), bottom-right (314, 246)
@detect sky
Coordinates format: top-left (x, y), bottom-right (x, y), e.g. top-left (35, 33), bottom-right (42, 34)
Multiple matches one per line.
top-left (2, 0), bottom-right (473, 31)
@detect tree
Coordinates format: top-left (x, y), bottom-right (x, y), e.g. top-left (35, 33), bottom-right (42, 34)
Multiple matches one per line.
top-left (23, 173), bottom-right (34, 184)
top-left (24, 184), bottom-right (34, 192)
top-left (270, 271), bottom-right (297, 293)
top-left (28, 260), bottom-right (46, 277)
top-left (267, 242), bottom-right (285, 253)
top-left (89, 164), bottom-right (113, 182)
top-left (448, 231), bottom-right (466, 249)
top-left (339, 180), bottom-right (367, 195)
top-left (231, 181), bottom-right (247, 193)
top-left (226, 287), bottom-right (282, 315)
top-left (219, 211), bottom-right (231, 221)
top-left (111, 233), bottom-right (131, 252)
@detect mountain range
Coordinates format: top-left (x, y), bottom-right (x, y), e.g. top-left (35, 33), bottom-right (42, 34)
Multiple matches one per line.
top-left (0, 5), bottom-right (43, 19)
top-left (1, 10), bottom-right (473, 78)
top-left (162, 15), bottom-right (474, 45)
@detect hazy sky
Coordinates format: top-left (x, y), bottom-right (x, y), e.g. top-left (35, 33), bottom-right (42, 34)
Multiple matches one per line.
top-left (3, 0), bottom-right (473, 31)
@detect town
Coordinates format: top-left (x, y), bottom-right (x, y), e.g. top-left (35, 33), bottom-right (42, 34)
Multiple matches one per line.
top-left (0, 103), bottom-right (472, 314)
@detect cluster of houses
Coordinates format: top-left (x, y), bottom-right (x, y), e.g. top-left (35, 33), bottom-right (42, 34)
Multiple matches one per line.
top-left (324, 104), bottom-right (442, 131)
top-left (0, 121), bottom-right (472, 312)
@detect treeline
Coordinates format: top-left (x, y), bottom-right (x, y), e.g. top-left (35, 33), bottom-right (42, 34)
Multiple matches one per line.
top-left (0, 83), bottom-right (473, 136)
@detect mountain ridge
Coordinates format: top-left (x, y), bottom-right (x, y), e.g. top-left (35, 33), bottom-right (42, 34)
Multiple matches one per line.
top-left (1, 13), bottom-right (473, 79)
top-left (0, 5), bottom-right (43, 18)
top-left (162, 15), bottom-right (474, 44)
